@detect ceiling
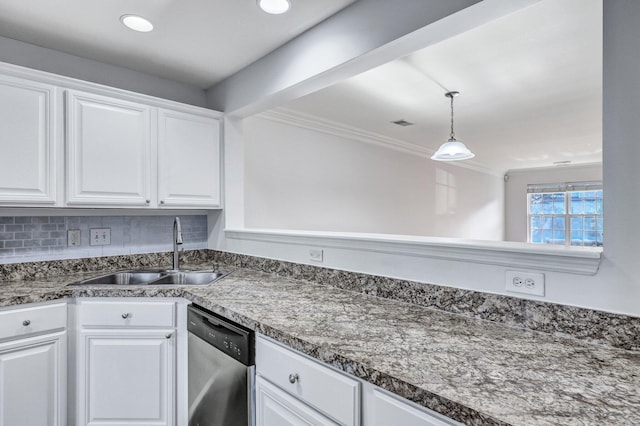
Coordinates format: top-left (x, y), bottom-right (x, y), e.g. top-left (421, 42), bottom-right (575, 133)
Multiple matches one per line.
top-left (281, 0), bottom-right (603, 174)
top-left (0, 0), bottom-right (602, 174)
top-left (0, 0), bottom-right (357, 88)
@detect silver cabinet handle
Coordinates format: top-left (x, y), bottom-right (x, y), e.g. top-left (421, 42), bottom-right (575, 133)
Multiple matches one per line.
top-left (288, 373), bottom-right (299, 384)
top-left (22, 320), bottom-right (31, 326)
top-left (166, 333), bottom-right (172, 339)
top-left (160, 200), bottom-right (165, 204)
top-left (146, 199), bottom-right (150, 204)
top-left (122, 313), bottom-right (131, 319)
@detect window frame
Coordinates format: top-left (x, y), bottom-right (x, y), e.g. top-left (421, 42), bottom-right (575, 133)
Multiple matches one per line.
top-left (527, 181), bottom-right (603, 247)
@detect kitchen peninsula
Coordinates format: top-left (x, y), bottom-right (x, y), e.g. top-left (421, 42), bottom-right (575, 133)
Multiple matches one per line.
top-left (1, 250), bottom-right (638, 426)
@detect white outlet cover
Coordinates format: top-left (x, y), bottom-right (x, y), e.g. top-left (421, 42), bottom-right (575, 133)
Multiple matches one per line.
top-left (309, 248), bottom-right (323, 262)
top-left (505, 270), bottom-right (545, 297)
top-left (68, 229), bottom-right (81, 247)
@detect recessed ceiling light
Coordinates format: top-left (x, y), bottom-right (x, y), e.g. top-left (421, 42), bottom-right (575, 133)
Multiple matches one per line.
top-left (258, 0), bottom-right (291, 14)
top-left (120, 14), bottom-right (154, 32)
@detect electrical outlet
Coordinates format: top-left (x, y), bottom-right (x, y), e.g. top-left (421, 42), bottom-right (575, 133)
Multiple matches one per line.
top-left (90, 228), bottom-right (111, 246)
top-left (68, 230), bottom-right (81, 247)
top-left (309, 248), bottom-right (323, 262)
top-left (505, 270), bottom-right (545, 296)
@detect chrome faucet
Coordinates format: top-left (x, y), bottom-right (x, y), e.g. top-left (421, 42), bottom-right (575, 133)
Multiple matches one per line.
top-left (172, 217), bottom-right (183, 271)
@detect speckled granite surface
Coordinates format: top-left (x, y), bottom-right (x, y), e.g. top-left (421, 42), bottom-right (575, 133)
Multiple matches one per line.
top-left (0, 249), bottom-right (213, 281)
top-left (0, 263), bottom-right (639, 425)
top-left (188, 269), bottom-right (640, 426)
top-left (208, 251), bottom-right (640, 351)
top-left (2, 250), bottom-right (640, 351)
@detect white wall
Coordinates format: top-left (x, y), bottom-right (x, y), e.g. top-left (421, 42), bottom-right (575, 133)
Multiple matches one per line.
top-left (244, 115), bottom-right (504, 239)
top-left (0, 36), bottom-right (207, 107)
top-left (505, 164), bottom-right (602, 242)
top-left (209, 1), bottom-right (640, 317)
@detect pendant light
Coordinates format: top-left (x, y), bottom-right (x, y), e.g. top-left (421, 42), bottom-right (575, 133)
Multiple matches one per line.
top-left (431, 91), bottom-right (475, 162)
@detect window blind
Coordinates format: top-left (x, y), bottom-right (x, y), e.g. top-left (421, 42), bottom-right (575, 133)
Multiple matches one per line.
top-left (527, 181), bottom-right (603, 194)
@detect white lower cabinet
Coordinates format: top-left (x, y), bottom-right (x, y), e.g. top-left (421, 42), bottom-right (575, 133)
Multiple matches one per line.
top-left (256, 336), bottom-right (360, 426)
top-left (72, 299), bottom-right (188, 426)
top-left (0, 299), bottom-right (460, 426)
top-left (363, 386), bottom-right (462, 426)
top-left (78, 330), bottom-right (173, 426)
top-left (255, 335), bottom-right (461, 426)
top-left (256, 376), bottom-right (339, 426)
top-left (0, 302), bottom-right (67, 426)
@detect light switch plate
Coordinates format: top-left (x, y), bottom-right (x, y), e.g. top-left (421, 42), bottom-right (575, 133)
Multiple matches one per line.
top-left (90, 228), bottom-right (111, 246)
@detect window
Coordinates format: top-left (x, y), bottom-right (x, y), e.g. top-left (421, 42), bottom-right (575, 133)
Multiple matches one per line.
top-left (528, 182), bottom-right (603, 247)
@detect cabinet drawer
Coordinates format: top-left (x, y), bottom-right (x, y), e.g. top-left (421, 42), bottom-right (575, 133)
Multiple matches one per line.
top-left (78, 300), bottom-right (175, 327)
top-left (256, 336), bottom-right (359, 426)
top-left (0, 302), bottom-right (66, 340)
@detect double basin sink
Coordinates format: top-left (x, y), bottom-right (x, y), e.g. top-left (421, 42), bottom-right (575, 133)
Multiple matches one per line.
top-left (71, 268), bottom-right (232, 286)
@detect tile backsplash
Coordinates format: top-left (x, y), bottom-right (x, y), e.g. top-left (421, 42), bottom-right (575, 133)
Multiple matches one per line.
top-left (0, 215), bottom-right (208, 264)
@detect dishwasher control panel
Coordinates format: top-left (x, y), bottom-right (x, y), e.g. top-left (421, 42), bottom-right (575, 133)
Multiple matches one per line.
top-left (187, 305), bottom-right (254, 365)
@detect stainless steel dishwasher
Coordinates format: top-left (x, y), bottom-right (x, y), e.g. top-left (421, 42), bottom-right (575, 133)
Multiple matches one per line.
top-left (188, 304), bottom-right (255, 426)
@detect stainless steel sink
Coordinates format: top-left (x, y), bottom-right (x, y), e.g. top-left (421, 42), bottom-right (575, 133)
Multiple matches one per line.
top-left (70, 269), bottom-right (231, 286)
top-left (150, 270), bottom-right (229, 285)
top-left (74, 270), bottom-right (166, 285)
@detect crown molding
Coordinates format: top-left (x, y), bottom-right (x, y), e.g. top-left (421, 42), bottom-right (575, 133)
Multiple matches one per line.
top-left (258, 107), bottom-right (500, 177)
top-left (0, 60), bottom-right (220, 117)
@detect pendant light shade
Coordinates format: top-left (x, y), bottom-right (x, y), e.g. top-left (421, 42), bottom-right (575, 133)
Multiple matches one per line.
top-left (431, 140), bottom-right (475, 161)
top-left (431, 91), bottom-right (475, 162)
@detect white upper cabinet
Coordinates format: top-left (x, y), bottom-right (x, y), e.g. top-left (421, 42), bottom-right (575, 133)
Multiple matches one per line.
top-left (66, 90), bottom-right (153, 207)
top-left (158, 109), bottom-right (221, 208)
top-left (0, 64), bottom-right (222, 210)
top-left (0, 74), bottom-right (58, 206)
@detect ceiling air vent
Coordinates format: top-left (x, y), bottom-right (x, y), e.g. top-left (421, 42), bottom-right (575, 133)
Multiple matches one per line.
top-left (391, 119), bottom-right (414, 127)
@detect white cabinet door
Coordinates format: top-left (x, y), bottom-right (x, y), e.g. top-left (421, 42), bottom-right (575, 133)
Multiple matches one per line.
top-left (0, 331), bottom-right (66, 426)
top-left (157, 109), bottom-right (221, 208)
top-left (66, 90), bottom-right (152, 207)
top-left (77, 329), bottom-right (175, 426)
top-left (256, 376), bottom-right (339, 426)
top-left (366, 388), bottom-right (461, 426)
top-left (0, 74), bottom-right (58, 205)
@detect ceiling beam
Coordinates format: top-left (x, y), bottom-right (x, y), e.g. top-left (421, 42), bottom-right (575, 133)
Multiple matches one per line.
top-left (207, 0), bottom-right (541, 117)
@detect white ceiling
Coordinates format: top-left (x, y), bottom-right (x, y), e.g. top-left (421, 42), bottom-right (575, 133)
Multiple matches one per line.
top-left (0, 0), bottom-right (602, 174)
top-left (281, 0), bottom-right (603, 174)
top-left (0, 0), bottom-right (356, 88)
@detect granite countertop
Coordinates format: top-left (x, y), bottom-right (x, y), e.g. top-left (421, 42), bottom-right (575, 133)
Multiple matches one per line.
top-left (1, 265), bottom-right (639, 426)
